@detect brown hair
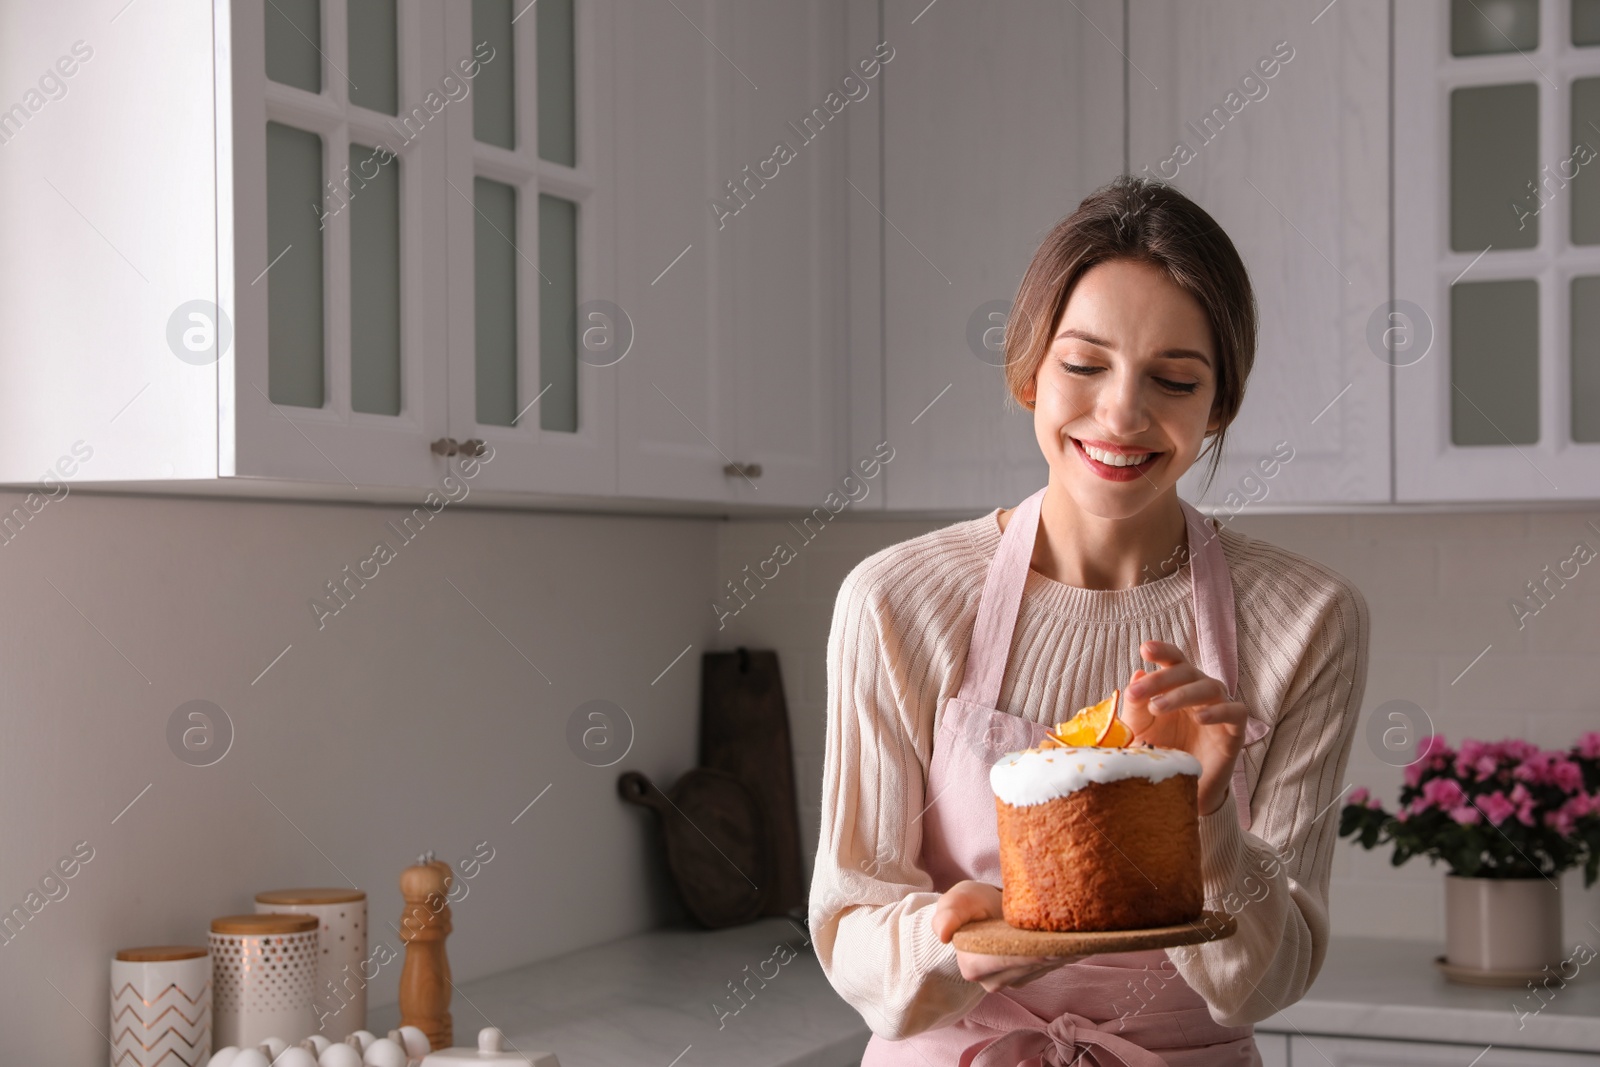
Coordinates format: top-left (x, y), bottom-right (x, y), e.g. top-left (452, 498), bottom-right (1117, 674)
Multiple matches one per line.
top-left (1002, 175), bottom-right (1256, 495)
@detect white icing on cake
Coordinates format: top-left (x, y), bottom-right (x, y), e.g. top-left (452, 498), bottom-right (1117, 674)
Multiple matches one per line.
top-left (990, 745), bottom-right (1202, 807)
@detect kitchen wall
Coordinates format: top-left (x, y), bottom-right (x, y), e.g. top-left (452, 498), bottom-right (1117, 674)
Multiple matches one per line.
top-left (715, 505), bottom-right (1600, 949)
top-left (0, 489), bottom-right (718, 1063)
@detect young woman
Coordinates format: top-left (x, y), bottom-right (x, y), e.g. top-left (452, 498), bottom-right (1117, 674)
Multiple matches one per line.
top-left (810, 176), bottom-right (1370, 1065)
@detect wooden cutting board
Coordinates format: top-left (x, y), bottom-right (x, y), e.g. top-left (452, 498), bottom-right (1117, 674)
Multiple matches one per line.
top-left (952, 910), bottom-right (1237, 956)
top-left (699, 648), bottom-right (805, 918)
top-left (617, 769), bottom-right (767, 928)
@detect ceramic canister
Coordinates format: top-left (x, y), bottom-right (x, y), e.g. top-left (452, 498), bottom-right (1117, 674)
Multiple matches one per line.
top-left (109, 946), bottom-right (211, 1067)
top-left (209, 913), bottom-right (318, 1048)
top-left (255, 887), bottom-right (368, 1040)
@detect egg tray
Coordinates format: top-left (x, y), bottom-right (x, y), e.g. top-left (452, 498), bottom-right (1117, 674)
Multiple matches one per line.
top-left (208, 1026), bottom-right (428, 1067)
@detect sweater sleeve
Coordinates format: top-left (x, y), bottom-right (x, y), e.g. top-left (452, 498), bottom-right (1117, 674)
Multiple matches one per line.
top-left (808, 566), bottom-right (987, 1040)
top-left (1167, 578), bottom-right (1371, 1025)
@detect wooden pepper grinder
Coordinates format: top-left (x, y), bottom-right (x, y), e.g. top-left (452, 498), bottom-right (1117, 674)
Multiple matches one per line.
top-left (399, 851), bottom-right (453, 1050)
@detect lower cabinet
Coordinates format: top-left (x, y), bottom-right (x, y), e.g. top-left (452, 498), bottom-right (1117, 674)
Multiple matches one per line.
top-left (1282, 1036), bottom-right (1600, 1066)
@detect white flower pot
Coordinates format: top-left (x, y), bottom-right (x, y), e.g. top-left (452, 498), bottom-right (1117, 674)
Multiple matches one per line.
top-left (1444, 875), bottom-right (1562, 972)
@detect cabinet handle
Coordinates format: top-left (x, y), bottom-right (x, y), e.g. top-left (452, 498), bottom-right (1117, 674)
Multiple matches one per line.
top-left (431, 438), bottom-right (488, 457)
top-left (723, 462), bottom-right (762, 478)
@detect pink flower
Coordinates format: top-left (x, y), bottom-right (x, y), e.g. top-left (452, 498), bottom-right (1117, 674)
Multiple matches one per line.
top-left (1421, 777), bottom-right (1466, 810)
top-left (1348, 786), bottom-right (1370, 807)
top-left (1545, 808), bottom-right (1576, 837)
top-left (1367, 793), bottom-right (1385, 810)
top-left (1578, 732), bottom-right (1600, 760)
top-left (1449, 804), bottom-right (1482, 825)
top-left (1479, 791), bottom-right (1516, 826)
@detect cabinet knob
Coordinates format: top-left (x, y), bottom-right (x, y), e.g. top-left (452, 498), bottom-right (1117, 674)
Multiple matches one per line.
top-left (723, 462), bottom-right (762, 478)
top-left (431, 438), bottom-right (487, 457)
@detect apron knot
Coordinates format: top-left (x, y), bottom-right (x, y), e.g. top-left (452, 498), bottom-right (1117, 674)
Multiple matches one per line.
top-left (969, 1009), bottom-right (1168, 1067)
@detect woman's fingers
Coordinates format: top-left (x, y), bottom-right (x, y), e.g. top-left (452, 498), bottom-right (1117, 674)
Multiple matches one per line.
top-left (931, 880), bottom-right (1003, 941)
top-left (1145, 676), bottom-right (1230, 713)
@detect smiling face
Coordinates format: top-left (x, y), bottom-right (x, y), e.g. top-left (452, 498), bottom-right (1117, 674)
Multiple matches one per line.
top-left (1021, 257), bottom-right (1221, 519)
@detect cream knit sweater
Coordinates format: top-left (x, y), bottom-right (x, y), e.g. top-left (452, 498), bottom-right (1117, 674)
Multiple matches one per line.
top-left (809, 507), bottom-right (1370, 1037)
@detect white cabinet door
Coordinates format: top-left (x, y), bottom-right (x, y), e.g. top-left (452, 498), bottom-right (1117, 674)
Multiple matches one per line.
top-left (1394, 0), bottom-right (1600, 502)
top-left (222, 0), bottom-right (450, 490)
top-left (1129, 0), bottom-right (1390, 508)
top-left (616, 0), bottom-right (840, 508)
top-left (1289, 1035), bottom-right (1600, 1066)
top-left (441, 0), bottom-right (617, 496)
top-left (878, 0), bottom-right (1123, 512)
top-left (1256, 1032), bottom-right (1289, 1067)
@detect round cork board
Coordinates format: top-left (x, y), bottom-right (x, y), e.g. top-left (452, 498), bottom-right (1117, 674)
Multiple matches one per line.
top-left (952, 909), bottom-right (1237, 956)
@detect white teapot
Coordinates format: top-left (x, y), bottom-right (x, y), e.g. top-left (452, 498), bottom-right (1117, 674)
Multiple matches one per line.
top-left (420, 1028), bottom-right (560, 1067)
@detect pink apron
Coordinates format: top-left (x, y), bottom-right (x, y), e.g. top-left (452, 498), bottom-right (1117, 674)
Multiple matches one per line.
top-left (861, 485), bottom-right (1270, 1067)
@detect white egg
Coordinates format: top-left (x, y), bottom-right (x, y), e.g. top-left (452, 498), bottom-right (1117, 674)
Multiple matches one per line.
top-left (232, 1050), bottom-right (272, 1067)
top-left (396, 1026), bottom-right (430, 1058)
top-left (349, 1030), bottom-right (376, 1051)
top-left (303, 1035), bottom-right (331, 1054)
top-left (318, 1043), bottom-right (364, 1067)
top-left (272, 1048), bottom-right (318, 1067)
top-left (362, 1036), bottom-right (407, 1067)
top-left (262, 1037), bottom-right (289, 1058)
top-left (209, 1049), bottom-right (240, 1067)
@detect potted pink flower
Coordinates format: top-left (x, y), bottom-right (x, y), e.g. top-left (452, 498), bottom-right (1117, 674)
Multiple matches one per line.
top-left (1338, 731), bottom-right (1600, 980)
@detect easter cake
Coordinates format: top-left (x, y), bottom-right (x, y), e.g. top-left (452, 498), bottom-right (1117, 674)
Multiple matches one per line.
top-left (990, 690), bottom-right (1204, 932)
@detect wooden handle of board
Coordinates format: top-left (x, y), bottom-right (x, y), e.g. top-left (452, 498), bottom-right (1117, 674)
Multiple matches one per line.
top-left (398, 852), bottom-right (453, 1050)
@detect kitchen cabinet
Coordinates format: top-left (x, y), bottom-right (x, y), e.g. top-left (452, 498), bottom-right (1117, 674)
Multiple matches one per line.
top-left (1128, 0), bottom-right (1391, 507)
top-left (0, 0), bottom-right (840, 507)
top-left (1289, 1036), bottom-right (1599, 1067)
top-left (614, 0), bottom-right (844, 507)
top-left (1257, 1032), bottom-right (1289, 1067)
top-left (1394, 0), bottom-right (1600, 501)
top-left (873, 0), bottom-right (1123, 511)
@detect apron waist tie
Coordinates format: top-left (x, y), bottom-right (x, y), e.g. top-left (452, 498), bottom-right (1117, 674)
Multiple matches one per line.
top-left (965, 996), bottom-right (1244, 1067)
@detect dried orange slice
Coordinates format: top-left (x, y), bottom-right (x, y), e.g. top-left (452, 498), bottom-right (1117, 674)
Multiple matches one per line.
top-left (1099, 717), bottom-right (1134, 748)
top-left (1047, 690), bottom-right (1122, 747)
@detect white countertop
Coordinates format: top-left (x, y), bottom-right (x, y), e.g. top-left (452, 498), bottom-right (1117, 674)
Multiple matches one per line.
top-left (369, 919), bottom-right (872, 1067)
top-left (371, 927), bottom-right (1599, 1065)
top-left (1256, 936), bottom-right (1600, 1053)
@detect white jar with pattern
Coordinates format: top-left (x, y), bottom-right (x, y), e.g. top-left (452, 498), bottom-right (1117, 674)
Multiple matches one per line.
top-left (109, 945), bottom-right (211, 1067)
top-left (254, 887), bottom-right (368, 1040)
top-left (208, 913), bottom-right (318, 1048)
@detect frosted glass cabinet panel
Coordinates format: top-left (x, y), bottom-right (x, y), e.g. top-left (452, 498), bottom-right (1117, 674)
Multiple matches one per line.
top-left (537, 194), bottom-right (578, 434)
top-left (1574, 276), bottom-right (1600, 443)
top-left (1450, 0), bottom-right (1538, 55)
top-left (349, 142), bottom-right (401, 417)
top-left (537, 0), bottom-right (577, 166)
top-left (1395, 0), bottom-right (1600, 500)
top-left (347, 0), bottom-right (398, 114)
top-left (1449, 83), bottom-right (1538, 251)
top-left (265, 122), bottom-right (326, 409)
top-left (473, 177), bottom-right (519, 428)
top-left (265, 0), bottom-right (321, 92)
top-left (472, 0), bottom-right (516, 149)
top-left (1450, 279), bottom-right (1539, 445)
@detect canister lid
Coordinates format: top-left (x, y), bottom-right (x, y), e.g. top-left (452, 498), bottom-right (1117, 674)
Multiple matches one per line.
top-left (210, 913), bottom-right (319, 935)
top-left (254, 887), bottom-right (367, 905)
top-left (115, 945), bottom-right (208, 962)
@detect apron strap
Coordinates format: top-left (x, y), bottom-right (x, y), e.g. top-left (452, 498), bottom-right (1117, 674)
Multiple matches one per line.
top-left (956, 487), bottom-right (1266, 831)
top-left (953, 486), bottom-right (1048, 709)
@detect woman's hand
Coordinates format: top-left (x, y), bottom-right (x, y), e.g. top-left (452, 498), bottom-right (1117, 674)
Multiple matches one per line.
top-left (931, 880), bottom-right (1082, 992)
top-left (1122, 639), bottom-right (1247, 815)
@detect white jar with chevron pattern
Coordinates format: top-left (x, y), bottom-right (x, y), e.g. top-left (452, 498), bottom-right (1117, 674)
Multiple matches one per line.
top-left (109, 945), bottom-right (211, 1067)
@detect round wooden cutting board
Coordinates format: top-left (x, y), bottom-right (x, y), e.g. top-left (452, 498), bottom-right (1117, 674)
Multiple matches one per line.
top-left (952, 909), bottom-right (1237, 956)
